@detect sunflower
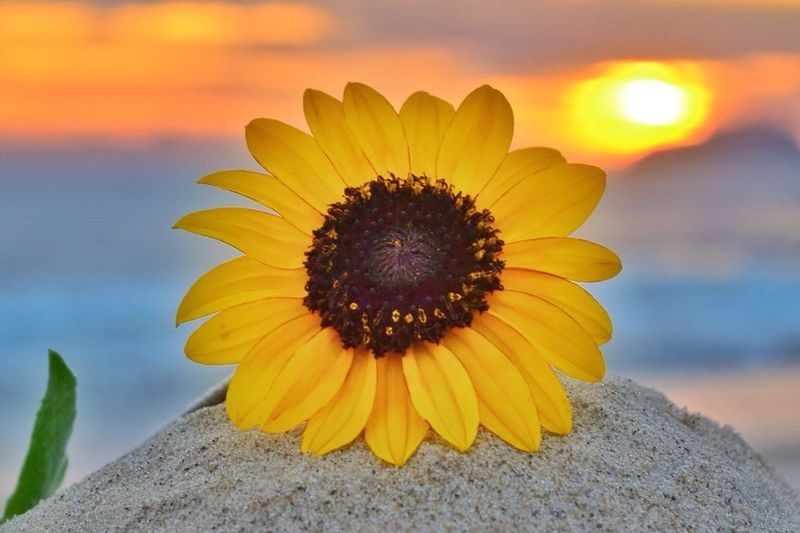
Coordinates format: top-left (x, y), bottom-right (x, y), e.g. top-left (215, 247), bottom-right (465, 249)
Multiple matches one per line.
top-left (175, 83), bottom-right (621, 465)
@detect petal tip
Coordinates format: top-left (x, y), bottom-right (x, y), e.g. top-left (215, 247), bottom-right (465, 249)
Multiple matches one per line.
top-left (473, 83), bottom-right (505, 99)
top-left (172, 215), bottom-right (188, 230)
top-left (172, 211), bottom-right (201, 231)
top-left (245, 117), bottom-right (263, 128)
top-left (244, 118), bottom-right (272, 141)
top-left (225, 401), bottom-right (253, 431)
top-left (513, 439), bottom-right (540, 453)
top-left (552, 419), bottom-right (574, 436)
top-left (345, 81), bottom-right (383, 101)
top-left (450, 431), bottom-right (477, 453)
top-left (174, 297), bottom-right (194, 326)
top-left (587, 366), bottom-right (606, 383)
top-left (343, 81), bottom-right (360, 96)
top-left (303, 88), bottom-right (329, 106)
top-left (613, 256), bottom-right (623, 273)
top-left (196, 172), bottom-right (217, 185)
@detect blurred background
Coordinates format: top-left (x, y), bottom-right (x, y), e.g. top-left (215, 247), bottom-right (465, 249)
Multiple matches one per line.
top-left (1, 0), bottom-right (799, 496)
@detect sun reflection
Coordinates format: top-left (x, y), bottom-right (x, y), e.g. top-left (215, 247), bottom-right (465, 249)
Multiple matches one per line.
top-left (570, 62), bottom-right (711, 153)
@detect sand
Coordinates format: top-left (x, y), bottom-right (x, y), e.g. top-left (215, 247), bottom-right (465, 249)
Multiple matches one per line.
top-left (637, 364), bottom-right (800, 492)
top-left (4, 377), bottom-right (798, 532)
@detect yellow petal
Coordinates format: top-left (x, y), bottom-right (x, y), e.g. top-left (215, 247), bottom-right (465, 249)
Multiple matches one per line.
top-left (503, 237), bottom-right (622, 282)
top-left (364, 355), bottom-right (429, 466)
top-left (174, 208), bottom-right (309, 270)
top-left (501, 268), bottom-right (612, 344)
top-left (488, 290), bottom-right (606, 382)
top-left (442, 328), bottom-right (540, 451)
top-left (399, 91), bottom-right (455, 177)
top-left (402, 343), bottom-right (479, 451)
top-left (176, 257), bottom-right (306, 325)
top-left (301, 349), bottom-right (377, 455)
top-left (476, 147), bottom-right (566, 208)
top-left (185, 298), bottom-right (309, 365)
top-left (198, 170), bottom-right (323, 236)
top-left (343, 82), bottom-right (409, 177)
top-left (226, 313), bottom-right (321, 428)
top-left (470, 313), bottom-right (572, 434)
top-left (304, 89), bottom-right (376, 187)
top-left (436, 85), bottom-right (513, 195)
top-left (261, 327), bottom-right (354, 433)
top-left (245, 118), bottom-right (345, 212)
top-left (492, 163), bottom-right (606, 242)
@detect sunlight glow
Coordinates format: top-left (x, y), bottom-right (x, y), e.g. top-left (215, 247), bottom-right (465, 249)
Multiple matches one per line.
top-left (618, 79), bottom-right (688, 126)
top-left (570, 62), bottom-right (711, 153)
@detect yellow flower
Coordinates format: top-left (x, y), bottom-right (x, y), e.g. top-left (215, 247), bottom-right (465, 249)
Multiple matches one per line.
top-left (175, 83), bottom-right (621, 466)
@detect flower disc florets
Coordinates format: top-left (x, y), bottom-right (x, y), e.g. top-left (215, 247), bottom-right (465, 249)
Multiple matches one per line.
top-left (304, 174), bottom-right (504, 355)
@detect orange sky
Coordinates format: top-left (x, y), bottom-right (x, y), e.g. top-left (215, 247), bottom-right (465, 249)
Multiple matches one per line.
top-left (1, 1), bottom-right (800, 167)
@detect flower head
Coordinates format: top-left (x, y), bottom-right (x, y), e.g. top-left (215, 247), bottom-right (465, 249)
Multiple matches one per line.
top-left (175, 83), bottom-right (621, 465)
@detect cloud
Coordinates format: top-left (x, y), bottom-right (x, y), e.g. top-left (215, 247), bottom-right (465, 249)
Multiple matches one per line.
top-left (316, 0), bottom-right (800, 71)
top-left (0, 1), bottom-right (332, 46)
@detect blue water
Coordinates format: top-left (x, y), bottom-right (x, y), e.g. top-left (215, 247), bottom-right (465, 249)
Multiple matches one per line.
top-left (2, 140), bottom-right (799, 496)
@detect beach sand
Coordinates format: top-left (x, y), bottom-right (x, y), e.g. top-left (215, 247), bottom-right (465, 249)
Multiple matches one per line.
top-left (4, 376), bottom-right (798, 531)
top-left (636, 364), bottom-right (800, 492)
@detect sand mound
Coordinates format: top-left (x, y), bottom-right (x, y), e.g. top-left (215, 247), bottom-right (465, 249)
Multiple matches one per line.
top-left (5, 377), bottom-right (798, 531)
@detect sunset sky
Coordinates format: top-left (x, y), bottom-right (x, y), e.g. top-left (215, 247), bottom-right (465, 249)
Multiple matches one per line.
top-left (2, 0), bottom-right (800, 167)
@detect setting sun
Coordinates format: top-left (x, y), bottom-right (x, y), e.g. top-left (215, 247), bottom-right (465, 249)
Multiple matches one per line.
top-left (618, 79), bottom-right (688, 126)
top-left (570, 62), bottom-right (711, 154)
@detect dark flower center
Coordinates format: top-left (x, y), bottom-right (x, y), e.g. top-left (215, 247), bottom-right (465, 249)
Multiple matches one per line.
top-left (303, 174), bottom-right (504, 356)
top-left (365, 225), bottom-right (445, 287)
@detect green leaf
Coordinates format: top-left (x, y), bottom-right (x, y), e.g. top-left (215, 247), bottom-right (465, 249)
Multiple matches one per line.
top-left (2, 350), bottom-right (77, 520)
